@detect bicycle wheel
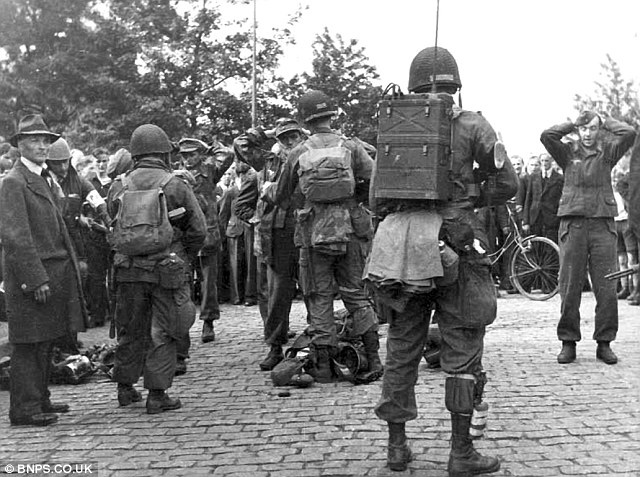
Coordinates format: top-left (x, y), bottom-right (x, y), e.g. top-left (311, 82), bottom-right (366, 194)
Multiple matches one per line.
top-left (510, 236), bottom-right (560, 301)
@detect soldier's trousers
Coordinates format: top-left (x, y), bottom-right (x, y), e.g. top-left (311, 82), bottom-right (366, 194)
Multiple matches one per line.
top-left (303, 239), bottom-right (377, 347)
top-left (263, 227), bottom-right (298, 346)
top-left (375, 294), bottom-right (485, 423)
top-left (113, 282), bottom-right (191, 390)
top-left (558, 217), bottom-right (618, 342)
top-left (199, 253), bottom-right (220, 322)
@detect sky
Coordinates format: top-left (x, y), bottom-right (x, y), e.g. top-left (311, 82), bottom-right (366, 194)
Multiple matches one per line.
top-left (235, 0), bottom-right (640, 158)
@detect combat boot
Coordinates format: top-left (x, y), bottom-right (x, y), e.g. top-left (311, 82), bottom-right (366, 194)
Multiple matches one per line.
top-left (259, 344), bottom-right (284, 371)
top-left (308, 345), bottom-right (337, 384)
top-left (201, 321), bottom-right (215, 343)
top-left (448, 413), bottom-right (500, 477)
top-left (596, 341), bottom-right (618, 365)
top-left (117, 383), bottom-right (142, 407)
top-left (557, 341), bottom-right (576, 364)
top-left (354, 330), bottom-right (384, 384)
top-left (146, 390), bottom-right (182, 414)
top-left (387, 422), bottom-right (413, 471)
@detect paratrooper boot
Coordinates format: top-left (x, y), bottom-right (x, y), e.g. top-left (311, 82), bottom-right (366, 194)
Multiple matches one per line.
top-left (387, 422), bottom-right (413, 471)
top-left (355, 330), bottom-right (384, 384)
top-left (308, 345), bottom-right (336, 383)
top-left (447, 413), bottom-right (500, 477)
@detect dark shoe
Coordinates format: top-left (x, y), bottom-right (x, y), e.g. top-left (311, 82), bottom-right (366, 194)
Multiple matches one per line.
top-left (448, 413), bottom-right (500, 477)
top-left (287, 330), bottom-right (296, 340)
top-left (146, 390), bottom-right (182, 414)
top-left (42, 401), bottom-right (70, 413)
top-left (596, 342), bottom-right (618, 365)
top-left (11, 413), bottom-right (59, 427)
top-left (117, 384), bottom-right (142, 407)
top-left (259, 345), bottom-right (284, 371)
top-left (557, 341), bottom-right (576, 364)
top-left (628, 293), bottom-right (640, 306)
top-left (308, 346), bottom-right (339, 383)
top-left (388, 441), bottom-right (413, 471)
top-left (201, 321), bottom-right (215, 343)
top-left (244, 300), bottom-right (257, 307)
top-left (288, 373), bottom-right (314, 388)
top-left (232, 299), bottom-right (242, 305)
top-left (355, 330), bottom-right (384, 384)
top-left (175, 359), bottom-right (187, 376)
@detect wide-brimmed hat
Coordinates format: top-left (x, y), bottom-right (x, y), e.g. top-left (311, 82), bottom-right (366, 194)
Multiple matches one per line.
top-left (47, 138), bottom-right (72, 161)
top-left (9, 114), bottom-right (60, 147)
top-left (178, 138), bottom-right (209, 153)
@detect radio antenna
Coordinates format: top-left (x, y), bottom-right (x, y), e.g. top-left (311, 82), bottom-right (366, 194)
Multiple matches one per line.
top-left (431, 0), bottom-right (440, 94)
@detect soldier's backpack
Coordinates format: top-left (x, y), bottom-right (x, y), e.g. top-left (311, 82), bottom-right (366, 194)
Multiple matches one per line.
top-left (374, 91), bottom-right (455, 201)
top-left (111, 173), bottom-right (174, 256)
top-left (297, 136), bottom-right (355, 203)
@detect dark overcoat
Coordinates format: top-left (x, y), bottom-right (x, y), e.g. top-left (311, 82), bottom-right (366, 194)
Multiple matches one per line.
top-left (523, 169), bottom-right (564, 230)
top-left (0, 160), bottom-right (87, 343)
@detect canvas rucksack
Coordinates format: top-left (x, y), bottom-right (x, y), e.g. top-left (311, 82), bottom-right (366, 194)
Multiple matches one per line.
top-left (111, 172), bottom-right (174, 256)
top-left (297, 136), bottom-right (355, 203)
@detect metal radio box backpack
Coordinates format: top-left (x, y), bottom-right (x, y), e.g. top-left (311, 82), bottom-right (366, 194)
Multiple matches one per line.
top-left (375, 92), bottom-right (454, 201)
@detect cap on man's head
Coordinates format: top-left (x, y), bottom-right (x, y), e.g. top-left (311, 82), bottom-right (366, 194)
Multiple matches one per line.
top-left (47, 138), bottom-right (72, 161)
top-left (574, 111), bottom-right (600, 127)
top-left (9, 114), bottom-right (60, 147)
top-left (275, 118), bottom-right (302, 138)
top-left (178, 138), bottom-right (209, 154)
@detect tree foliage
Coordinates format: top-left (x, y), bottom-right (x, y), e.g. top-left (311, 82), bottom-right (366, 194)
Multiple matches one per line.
top-left (282, 28), bottom-right (383, 145)
top-left (0, 0), bottom-right (300, 151)
top-left (574, 54), bottom-right (640, 128)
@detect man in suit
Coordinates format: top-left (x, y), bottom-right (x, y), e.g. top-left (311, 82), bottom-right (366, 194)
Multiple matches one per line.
top-left (523, 153), bottom-right (564, 242)
top-left (0, 115), bottom-right (87, 426)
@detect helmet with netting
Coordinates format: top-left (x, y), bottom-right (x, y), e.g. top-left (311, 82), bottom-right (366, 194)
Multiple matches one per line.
top-left (298, 90), bottom-right (337, 123)
top-left (408, 46), bottom-right (461, 93)
top-left (129, 124), bottom-right (173, 158)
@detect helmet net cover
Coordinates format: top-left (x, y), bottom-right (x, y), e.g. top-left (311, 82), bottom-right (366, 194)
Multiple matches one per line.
top-left (130, 124), bottom-right (173, 158)
top-left (408, 46), bottom-right (461, 93)
top-left (298, 90), bottom-right (338, 123)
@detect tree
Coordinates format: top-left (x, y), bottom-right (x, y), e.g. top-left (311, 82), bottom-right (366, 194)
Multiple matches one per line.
top-left (283, 28), bottom-right (383, 145)
top-left (0, 0), bottom-right (301, 151)
top-left (574, 54), bottom-right (640, 128)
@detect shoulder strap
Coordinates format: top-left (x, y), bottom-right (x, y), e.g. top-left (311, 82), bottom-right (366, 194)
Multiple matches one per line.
top-left (158, 172), bottom-right (173, 190)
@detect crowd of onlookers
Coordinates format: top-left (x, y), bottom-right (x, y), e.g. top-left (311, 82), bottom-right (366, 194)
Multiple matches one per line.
top-left (0, 136), bottom-right (272, 335)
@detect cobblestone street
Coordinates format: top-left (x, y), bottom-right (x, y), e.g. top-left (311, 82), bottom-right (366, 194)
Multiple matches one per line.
top-left (0, 292), bottom-right (639, 477)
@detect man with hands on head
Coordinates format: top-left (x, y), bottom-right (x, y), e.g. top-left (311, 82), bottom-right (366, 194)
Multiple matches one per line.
top-left (540, 111), bottom-right (636, 365)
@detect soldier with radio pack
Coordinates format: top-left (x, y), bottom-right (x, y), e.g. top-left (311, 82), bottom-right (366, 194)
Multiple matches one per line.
top-left (368, 46), bottom-right (516, 476)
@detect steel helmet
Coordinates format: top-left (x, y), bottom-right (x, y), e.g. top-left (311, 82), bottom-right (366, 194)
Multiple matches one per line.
top-left (408, 46), bottom-right (461, 93)
top-left (47, 138), bottom-right (72, 161)
top-left (298, 90), bottom-right (337, 123)
top-left (129, 124), bottom-right (173, 158)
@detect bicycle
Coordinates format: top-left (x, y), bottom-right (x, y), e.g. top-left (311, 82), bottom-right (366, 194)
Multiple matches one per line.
top-left (487, 207), bottom-right (560, 301)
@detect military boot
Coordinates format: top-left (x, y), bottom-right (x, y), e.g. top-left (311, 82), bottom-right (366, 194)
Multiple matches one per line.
top-left (259, 344), bottom-right (284, 371)
top-left (308, 345), bottom-right (337, 384)
top-left (354, 330), bottom-right (384, 384)
top-left (146, 390), bottom-right (182, 414)
top-left (387, 422), bottom-right (413, 471)
top-left (201, 321), bottom-right (215, 343)
top-left (448, 413), bottom-right (500, 477)
top-left (117, 383), bottom-right (142, 407)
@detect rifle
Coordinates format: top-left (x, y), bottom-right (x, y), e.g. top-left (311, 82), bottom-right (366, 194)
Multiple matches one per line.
top-left (605, 264), bottom-right (640, 281)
